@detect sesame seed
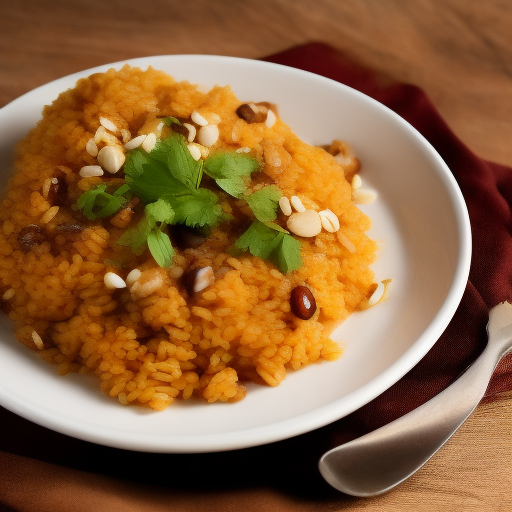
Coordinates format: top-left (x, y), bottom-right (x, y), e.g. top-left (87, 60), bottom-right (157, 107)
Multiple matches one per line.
top-left (183, 123), bottom-right (196, 143)
top-left (94, 126), bottom-right (107, 144)
top-left (290, 195), bottom-right (306, 212)
top-left (99, 116), bottom-right (118, 132)
top-left (124, 134), bottom-right (147, 151)
top-left (104, 272), bottom-right (127, 289)
top-left (353, 189), bottom-right (378, 205)
top-left (279, 196), bottom-right (292, 216)
top-left (319, 209), bottom-right (340, 232)
top-left (265, 109), bottom-right (277, 128)
top-left (351, 174), bottom-right (362, 190)
top-left (367, 281), bottom-right (385, 307)
top-left (191, 111), bottom-right (208, 126)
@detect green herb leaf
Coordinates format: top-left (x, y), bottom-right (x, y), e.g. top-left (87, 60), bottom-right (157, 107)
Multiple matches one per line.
top-left (116, 216), bottom-right (151, 254)
top-left (124, 133), bottom-right (203, 195)
top-left (123, 134), bottom-right (226, 229)
top-left (204, 151), bottom-right (260, 197)
top-left (171, 188), bottom-right (227, 228)
top-left (234, 220), bottom-right (280, 260)
top-left (205, 152), bottom-right (260, 179)
top-left (272, 232), bottom-right (303, 274)
top-left (75, 183), bottom-right (131, 220)
top-left (145, 198), bottom-right (175, 225)
top-left (116, 200), bottom-right (176, 266)
top-left (161, 116), bottom-right (181, 126)
top-left (245, 185), bottom-right (282, 222)
top-left (234, 220), bottom-right (303, 274)
top-left (263, 221), bottom-right (289, 234)
top-left (147, 229), bottom-right (175, 268)
top-left (214, 177), bottom-right (247, 197)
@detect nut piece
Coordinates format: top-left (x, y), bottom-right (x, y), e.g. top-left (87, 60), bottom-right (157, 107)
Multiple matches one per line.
top-left (97, 145), bottom-right (126, 174)
top-left (120, 129), bottom-right (132, 143)
top-left (197, 124), bottom-right (219, 147)
top-left (104, 272), bottom-right (127, 289)
top-left (286, 210), bottom-right (322, 237)
top-left (187, 144), bottom-right (202, 161)
top-left (351, 174), bottom-right (362, 190)
top-left (290, 195), bottom-right (306, 212)
top-left (290, 285), bottom-right (317, 320)
top-left (124, 134), bottom-right (147, 151)
top-left (79, 165), bottom-right (104, 178)
top-left (125, 268), bottom-right (142, 287)
top-left (236, 103), bottom-right (267, 124)
top-left (86, 137), bottom-right (98, 157)
top-left (191, 111), bottom-right (208, 126)
top-left (265, 109), bottom-right (277, 128)
top-left (318, 209), bottom-right (340, 232)
top-left (279, 196), bottom-right (292, 216)
top-left (182, 266), bottom-right (215, 295)
top-left (130, 272), bottom-right (164, 299)
top-left (141, 132), bottom-right (157, 153)
top-left (353, 189), bottom-right (378, 205)
top-left (99, 116), bottom-right (119, 132)
top-left (183, 123), bottom-right (196, 142)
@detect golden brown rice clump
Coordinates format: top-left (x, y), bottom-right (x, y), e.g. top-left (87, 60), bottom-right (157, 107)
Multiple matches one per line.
top-left (0, 65), bottom-right (377, 410)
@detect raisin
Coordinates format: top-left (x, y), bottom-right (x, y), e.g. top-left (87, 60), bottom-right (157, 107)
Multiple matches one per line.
top-left (47, 174), bottom-right (68, 206)
top-left (17, 225), bottom-right (47, 252)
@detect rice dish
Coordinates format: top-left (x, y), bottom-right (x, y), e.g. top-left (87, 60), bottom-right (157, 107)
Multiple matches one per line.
top-left (0, 65), bottom-right (379, 410)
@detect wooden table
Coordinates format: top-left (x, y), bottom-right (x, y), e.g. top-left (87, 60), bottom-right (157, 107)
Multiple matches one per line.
top-left (1, 1), bottom-right (511, 511)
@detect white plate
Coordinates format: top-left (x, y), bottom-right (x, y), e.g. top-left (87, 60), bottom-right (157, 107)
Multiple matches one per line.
top-left (0, 55), bottom-right (471, 452)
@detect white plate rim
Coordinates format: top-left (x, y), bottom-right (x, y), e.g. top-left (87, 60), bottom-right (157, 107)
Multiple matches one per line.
top-left (0, 54), bottom-right (472, 452)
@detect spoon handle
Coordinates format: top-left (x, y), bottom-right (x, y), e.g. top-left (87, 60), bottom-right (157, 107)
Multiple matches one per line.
top-left (319, 301), bottom-right (512, 497)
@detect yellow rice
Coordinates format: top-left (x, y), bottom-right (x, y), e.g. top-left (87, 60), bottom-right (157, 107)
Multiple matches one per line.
top-left (0, 65), bottom-right (378, 410)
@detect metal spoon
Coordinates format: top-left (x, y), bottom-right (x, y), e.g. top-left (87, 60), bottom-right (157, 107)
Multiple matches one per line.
top-left (319, 301), bottom-right (512, 497)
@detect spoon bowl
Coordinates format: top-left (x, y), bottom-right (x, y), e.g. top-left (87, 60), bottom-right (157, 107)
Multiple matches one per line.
top-left (319, 301), bottom-right (512, 497)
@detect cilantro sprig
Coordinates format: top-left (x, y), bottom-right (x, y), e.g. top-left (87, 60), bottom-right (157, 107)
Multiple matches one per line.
top-left (117, 198), bottom-right (175, 268)
top-left (123, 135), bottom-right (226, 229)
top-left (75, 183), bottom-right (131, 220)
top-left (74, 131), bottom-right (303, 274)
top-left (244, 185), bottom-right (282, 222)
top-left (234, 220), bottom-right (302, 274)
top-left (204, 151), bottom-right (260, 197)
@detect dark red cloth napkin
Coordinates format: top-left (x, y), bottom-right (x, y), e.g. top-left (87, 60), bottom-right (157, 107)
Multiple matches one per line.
top-left (1, 42), bottom-right (511, 510)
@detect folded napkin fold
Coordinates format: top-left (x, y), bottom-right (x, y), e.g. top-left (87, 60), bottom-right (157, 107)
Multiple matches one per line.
top-left (1, 42), bottom-right (511, 510)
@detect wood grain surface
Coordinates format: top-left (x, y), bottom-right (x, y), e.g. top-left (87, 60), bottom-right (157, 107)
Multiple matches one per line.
top-left (1, 1), bottom-right (511, 511)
